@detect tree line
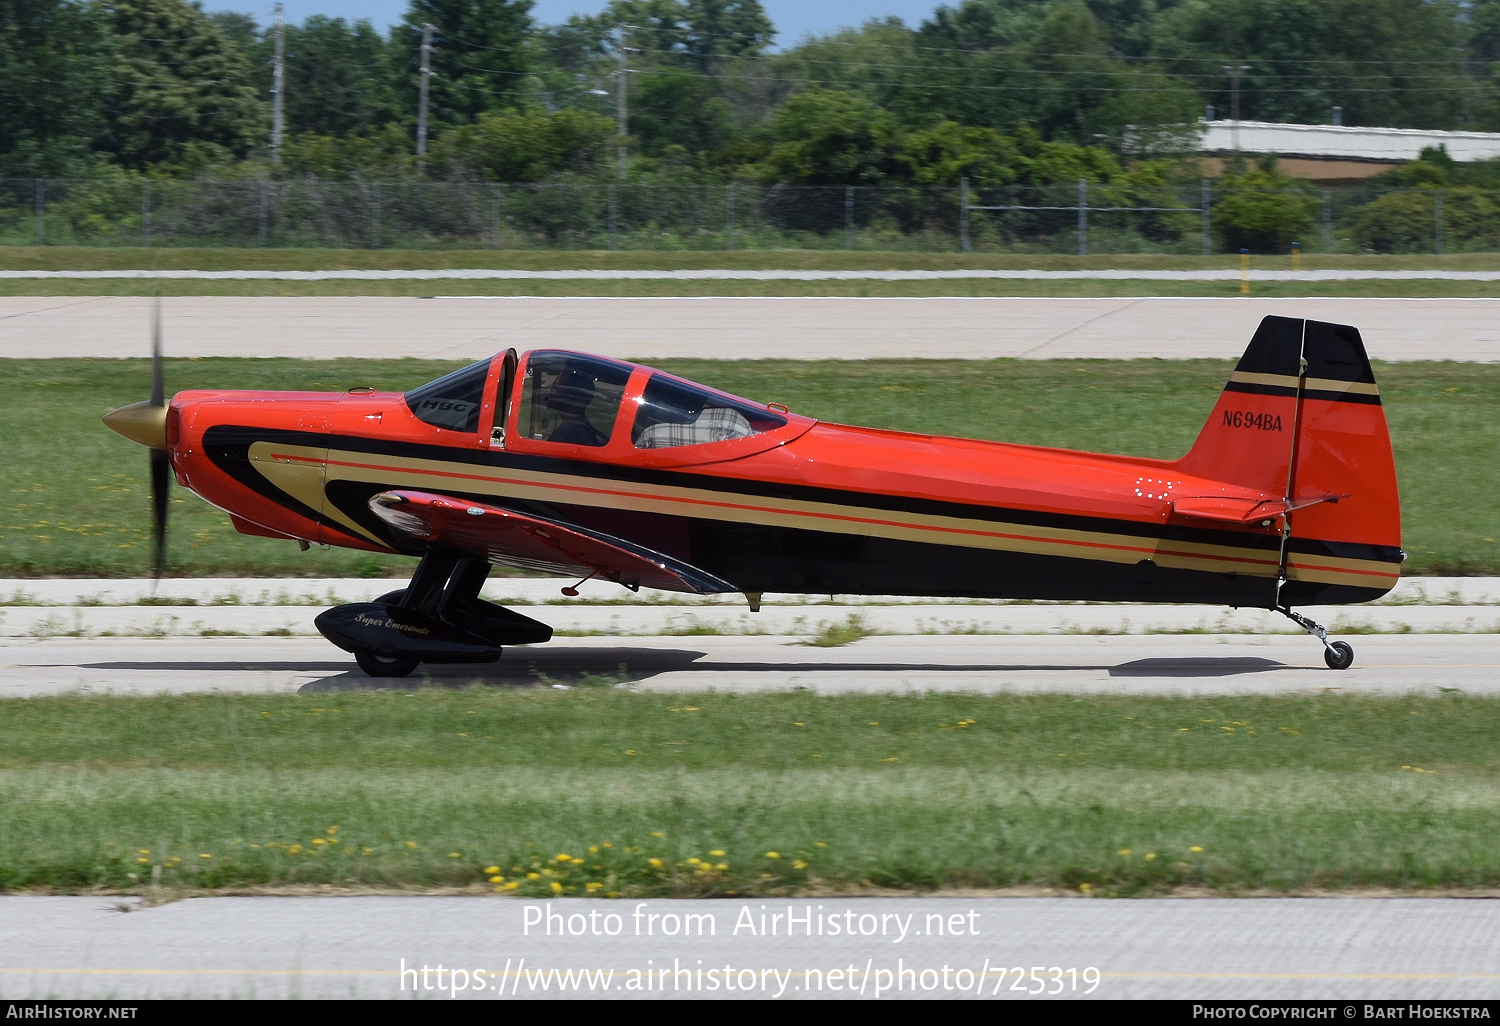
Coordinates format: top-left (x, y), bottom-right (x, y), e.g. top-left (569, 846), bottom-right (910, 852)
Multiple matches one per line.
top-left (7, 0), bottom-right (1500, 190)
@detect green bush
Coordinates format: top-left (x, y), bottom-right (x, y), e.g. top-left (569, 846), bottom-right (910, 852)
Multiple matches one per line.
top-left (1349, 187), bottom-right (1500, 253)
top-left (1213, 168), bottom-right (1317, 253)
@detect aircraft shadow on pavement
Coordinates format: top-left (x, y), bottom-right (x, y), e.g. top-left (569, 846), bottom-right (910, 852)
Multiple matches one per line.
top-left (293, 648), bottom-right (1293, 691)
top-left (1108, 657), bottom-right (1287, 677)
top-left (79, 650), bottom-right (1294, 691)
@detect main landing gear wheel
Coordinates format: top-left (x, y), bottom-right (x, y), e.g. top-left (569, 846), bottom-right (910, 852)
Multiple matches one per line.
top-left (1323, 640), bottom-right (1355, 671)
top-left (355, 651), bottom-right (421, 678)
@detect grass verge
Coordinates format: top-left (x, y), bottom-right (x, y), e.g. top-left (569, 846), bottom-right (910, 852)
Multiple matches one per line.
top-left (3, 690), bottom-right (1495, 896)
top-left (10, 247), bottom-right (1500, 272)
top-left (13, 278), bottom-right (1500, 298)
top-left (2, 357), bottom-right (1492, 577)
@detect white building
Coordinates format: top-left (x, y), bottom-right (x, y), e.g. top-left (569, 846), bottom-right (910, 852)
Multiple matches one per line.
top-left (1197, 119), bottom-right (1500, 181)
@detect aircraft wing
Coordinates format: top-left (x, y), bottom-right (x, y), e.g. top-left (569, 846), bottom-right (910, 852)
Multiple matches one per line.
top-left (368, 489), bottom-right (738, 595)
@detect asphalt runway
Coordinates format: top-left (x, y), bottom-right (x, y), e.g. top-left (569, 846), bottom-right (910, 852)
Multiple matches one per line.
top-left (4, 895), bottom-right (1499, 999)
top-left (2, 633), bottom-right (1495, 698)
top-left (4, 295), bottom-right (1499, 360)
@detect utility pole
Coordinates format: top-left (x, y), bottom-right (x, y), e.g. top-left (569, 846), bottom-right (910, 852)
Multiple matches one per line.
top-left (416, 22), bottom-right (434, 163)
top-left (1223, 64), bottom-right (1250, 151)
top-left (270, 3), bottom-right (285, 164)
top-left (615, 24), bottom-right (630, 179)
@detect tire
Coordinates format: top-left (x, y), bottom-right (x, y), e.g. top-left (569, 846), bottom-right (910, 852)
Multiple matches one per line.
top-left (1323, 641), bottom-right (1354, 671)
top-left (355, 651), bottom-right (421, 678)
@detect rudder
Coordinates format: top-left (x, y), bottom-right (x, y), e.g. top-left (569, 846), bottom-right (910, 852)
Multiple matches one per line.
top-left (1178, 315), bottom-right (1403, 605)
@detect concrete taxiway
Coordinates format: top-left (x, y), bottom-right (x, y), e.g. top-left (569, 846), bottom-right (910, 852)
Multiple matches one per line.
top-left (4, 296), bottom-right (1500, 360)
top-left (1, 577), bottom-right (1493, 697)
top-left (4, 895), bottom-right (1499, 999)
top-left (2, 633), bottom-right (1495, 698)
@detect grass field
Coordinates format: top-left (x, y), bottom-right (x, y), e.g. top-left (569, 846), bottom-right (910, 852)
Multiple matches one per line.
top-left (6, 248), bottom-right (1500, 297)
top-left (12, 279), bottom-right (1500, 299)
top-left (9, 247), bottom-right (1500, 271)
top-left (3, 358), bottom-right (1494, 577)
top-left (3, 689), bottom-right (1495, 896)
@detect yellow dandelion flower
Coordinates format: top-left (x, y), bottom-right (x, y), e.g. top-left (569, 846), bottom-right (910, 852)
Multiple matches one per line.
top-left (1080, 882), bottom-right (1093, 895)
top-left (325, 826), bottom-right (338, 836)
top-left (650, 831), bottom-right (664, 838)
top-left (814, 842), bottom-right (827, 848)
top-left (715, 863), bottom-right (728, 871)
top-left (554, 853), bottom-right (571, 862)
top-left (137, 849), bottom-right (150, 855)
top-left (1190, 846), bottom-right (1204, 853)
top-left (794, 722), bottom-right (805, 726)
top-left (549, 881), bottom-right (563, 894)
top-left (624, 749), bottom-right (636, 756)
top-left (404, 841), bottom-right (418, 849)
top-left (136, 857), bottom-right (148, 864)
top-left (765, 851), bottom-right (781, 859)
top-left (648, 858), bottom-right (663, 868)
top-left (489, 875), bottom-right (503, 884)
top-left (570, 857), bottom-right (584, 865)
top-left (868, 721), bottom-right (879, 726)
top-left (526, 872), bottom-right (540, 880)
top-left (312, 838), bottom-right (326, 845)
top-left (709, 849), bottom-right (725, 857)
top-left (288, 844), bottom-right (302, 854)
top-left (588, 846), bottom-right (599, 855)
top-left (449, 852), bottom-right (462, 859)
top-left (602, 842), bottom-right (613, 848)
top-left (199, 853), bottom-right (212, 858)
top-left (1117, 848), bottom-right (1133, 856)
top-left (585, 882), bottom-right (603, 891)
top-left (484, 865), bottom-right (499, 874)
top-left (685, 857), bottom-right (701, 865)
top-left (505, 881), bottom-right (520, 891)
top-left (1145, 853), bottom-right (1157, 862)
top-left (793, 860), bottom-right (808, 870)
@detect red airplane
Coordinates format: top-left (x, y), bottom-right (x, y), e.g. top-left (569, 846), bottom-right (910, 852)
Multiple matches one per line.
top-left (103, 314), bottom-right (1402, 677)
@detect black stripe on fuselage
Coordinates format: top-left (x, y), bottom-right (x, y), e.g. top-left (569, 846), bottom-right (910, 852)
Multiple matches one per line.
top-left (314, 431), bottom-right (1295, 554)
top-left (206, 425), bottom-right (1403, 574)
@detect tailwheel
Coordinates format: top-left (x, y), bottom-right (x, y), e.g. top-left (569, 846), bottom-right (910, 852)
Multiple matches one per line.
top-left (1275, 605), bottom-right (1355, 670)
top-left (1323, 640), bottom-right (1355, 671)
top-left (355, 651), bottom-right (421, 678)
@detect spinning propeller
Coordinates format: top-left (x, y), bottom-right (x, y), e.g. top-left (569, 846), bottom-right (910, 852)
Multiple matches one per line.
top-left (101, 298), bottom-right (170, 578)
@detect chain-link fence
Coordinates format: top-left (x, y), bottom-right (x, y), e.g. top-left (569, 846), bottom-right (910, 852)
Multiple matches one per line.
top-left (0, 177), bottom-right (1486, 254)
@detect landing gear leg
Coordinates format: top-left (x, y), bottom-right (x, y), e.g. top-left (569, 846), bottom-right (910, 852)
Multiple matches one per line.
top-left (1275, 605), bottom-right (1354, 670)
top-left (350, 551), bottom-right (494, 678)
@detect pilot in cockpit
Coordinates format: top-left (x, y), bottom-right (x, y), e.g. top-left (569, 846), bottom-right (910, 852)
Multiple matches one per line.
top-left (544, 364), bottom-right (609, 447)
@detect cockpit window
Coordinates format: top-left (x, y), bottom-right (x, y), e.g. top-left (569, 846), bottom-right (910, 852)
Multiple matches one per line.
top-left (632, 374), bottom-right (787, 449)
top-left (518, 352), bottom-right (633, 447)
top-left (404, 359), bottom-right (490, 432)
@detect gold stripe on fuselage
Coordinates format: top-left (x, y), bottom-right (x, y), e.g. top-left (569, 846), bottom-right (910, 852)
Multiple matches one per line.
top-left (259, 442), bottom-right (1395, 589)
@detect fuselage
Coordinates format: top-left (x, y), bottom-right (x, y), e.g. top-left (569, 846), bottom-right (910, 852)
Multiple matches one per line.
top-left (161, 348), bottom-right (1402, 609)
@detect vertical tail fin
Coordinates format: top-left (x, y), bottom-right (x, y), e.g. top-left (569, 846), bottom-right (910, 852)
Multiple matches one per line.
top-left (1177, 315), bottom-right (1403, 604)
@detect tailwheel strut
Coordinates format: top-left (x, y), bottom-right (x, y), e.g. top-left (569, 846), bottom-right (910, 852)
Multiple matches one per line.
top-left (1275, 605), bottom-right (1354, 670)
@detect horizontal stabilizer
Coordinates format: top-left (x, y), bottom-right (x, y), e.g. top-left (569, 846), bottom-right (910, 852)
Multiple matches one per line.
top-left (369, 489), bottom-right (737, 595)
top-left (1171, 496), bottom-right (1287, 524)
top-left (1171, 493), bottom-right (1351, 525)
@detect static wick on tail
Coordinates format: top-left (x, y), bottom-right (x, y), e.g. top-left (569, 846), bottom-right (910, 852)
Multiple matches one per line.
top-left (101, 296), bottom-right (170, 582)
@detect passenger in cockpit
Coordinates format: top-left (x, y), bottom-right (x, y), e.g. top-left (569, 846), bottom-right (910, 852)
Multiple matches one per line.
top-left (544, 365), bottom-right (609, 447)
